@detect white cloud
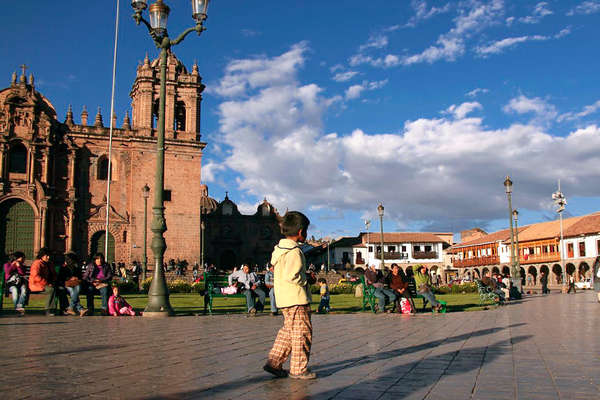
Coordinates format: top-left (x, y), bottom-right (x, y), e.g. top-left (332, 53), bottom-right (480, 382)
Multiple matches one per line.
top-left (519, 2), bottom-right (553, 24)
top-left (213, 44), bottom-right (600, 230)
top-left (567, 1), bottom-right (600, 16)
top-left (359, 35), bottom-right (389, 51)
top-left (558, 100), bottom-right (600, 122)
top-left (503, 95), bottom-right (557, 124)
top-left (402, 0), bottom-right (505, 65)
top-left (202, 161), bottom-right (226, 183)
top-left (466, 88), bottom-right (489, 97)
top-left (445, 102), bottom-right (483, 119)
top-left (332, 70), bottom-right (359, 82)
top-left (349, 53), bottom-right (401, 68)
top-left (405, 1), bottom-right (452, 27)
top-left (505, 16), bottom-right (515, 26)
top-left (212, 41), bottom-right (308, 98)
top-left (345, 79), bottom-right (389, 100)
top-left (475, 28), bottom-right (571, 57)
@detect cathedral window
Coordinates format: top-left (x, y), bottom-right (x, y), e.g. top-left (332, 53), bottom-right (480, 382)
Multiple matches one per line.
top-left (97, 156), bottom-right (112, 181)
top-left (164, 190), bottom-right (172, 202)
top-left (8, 143), bottom-right (27, 174)
top-left (152, 99), bottom-right (159, 131)
top-left (174, 101), bottom-right (186, 131)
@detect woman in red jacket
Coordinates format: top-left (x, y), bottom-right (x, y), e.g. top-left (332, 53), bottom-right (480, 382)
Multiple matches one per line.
top-left (28, 247), bottom-right (59, 316)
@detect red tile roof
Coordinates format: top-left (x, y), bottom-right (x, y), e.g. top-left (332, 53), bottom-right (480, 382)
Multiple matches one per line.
top-left (563, 213), bottom-right (600, 238)
top-left (358, 232), bottom-right (446, 244)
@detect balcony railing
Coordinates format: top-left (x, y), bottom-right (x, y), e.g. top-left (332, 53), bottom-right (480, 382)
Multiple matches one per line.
top-left (453, 256), bottom-right (499, 268)
top-left (375, 251), bottom-right (409, 260)
top-left (412, 251), bottom-right (438, 260)
top-left (520, 252), bottom-right (560, 264)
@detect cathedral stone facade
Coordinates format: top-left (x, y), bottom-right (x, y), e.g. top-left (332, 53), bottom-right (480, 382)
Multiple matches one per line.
top-left (0, 54), bottom-right (206, 264)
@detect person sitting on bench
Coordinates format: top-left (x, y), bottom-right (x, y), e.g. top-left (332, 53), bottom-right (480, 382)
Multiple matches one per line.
top-left (365, 264), bottom-right (396, 313)
top-left (228, 264), bottom-right (265, 315)
top-left (481, 271), bottom-right (506, 302)
top-left (414, 265), bottom-right (443, 312)
top-left (82, 253), bottom-right (113, 316)
top-left (386, 263), bottom-right (415, 314)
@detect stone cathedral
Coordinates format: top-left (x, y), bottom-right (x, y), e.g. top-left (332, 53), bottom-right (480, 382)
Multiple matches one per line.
top-left (0, 54), bottom-right (282, 267)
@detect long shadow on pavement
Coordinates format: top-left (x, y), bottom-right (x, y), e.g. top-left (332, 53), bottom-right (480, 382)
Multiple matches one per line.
top-left (142, 323), bottom-right (527, 399)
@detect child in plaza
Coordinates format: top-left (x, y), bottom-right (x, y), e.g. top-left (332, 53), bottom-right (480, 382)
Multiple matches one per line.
top-left (317, 278), bottom-right (330, 313)
top-left (264, 211), bottom-right (317, 380)
top-left (108, 285), bottom-right (136, 316)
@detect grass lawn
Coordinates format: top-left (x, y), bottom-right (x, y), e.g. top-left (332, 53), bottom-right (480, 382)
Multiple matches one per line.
top-left (1, 292), bottom-right (496, 316)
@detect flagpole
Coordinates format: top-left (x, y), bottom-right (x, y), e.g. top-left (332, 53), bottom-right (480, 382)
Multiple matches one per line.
top-left (104, 0), bottom-right (120, 260)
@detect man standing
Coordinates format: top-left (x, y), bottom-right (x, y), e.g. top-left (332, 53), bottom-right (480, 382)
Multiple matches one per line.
top-left (540, 271), bottom-right (549, 295)
top-left (365, 264), bottom-right (396, 313)
top-left (229, 264), bottom-right (265, 314)
top-left (264, 211), bottom-right (316, 380)
top-left (265, 264), bottom-right (278, 316)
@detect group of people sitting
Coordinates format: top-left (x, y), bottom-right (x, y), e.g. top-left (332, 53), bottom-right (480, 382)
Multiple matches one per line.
top-left (3, 248), bottom-right (136, 317)
top-left (226, 264), bottom-right (279, 316)
top-left (364, 263), bottom-right (445, 313)
top-left (480, 271), bottom-right (512, 303)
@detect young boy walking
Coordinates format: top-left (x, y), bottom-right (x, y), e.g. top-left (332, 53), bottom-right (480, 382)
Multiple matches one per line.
top-left (264, 211), bottom-right (316, 380)
top-left (317, 278), bottom-right (330, 313)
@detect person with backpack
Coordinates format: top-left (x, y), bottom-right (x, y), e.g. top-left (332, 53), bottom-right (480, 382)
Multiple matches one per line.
top-left (4, 251), bottom-right (28, 315)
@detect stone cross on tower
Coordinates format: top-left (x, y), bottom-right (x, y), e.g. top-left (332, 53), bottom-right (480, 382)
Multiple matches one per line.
top-left (20, 64), bottom-right (28, 76)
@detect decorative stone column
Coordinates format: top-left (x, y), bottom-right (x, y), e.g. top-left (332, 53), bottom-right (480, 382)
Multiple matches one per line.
top-left (66, 206), bottom-right (75, 253)
top-left (40, 206), bottom-right (47, 248)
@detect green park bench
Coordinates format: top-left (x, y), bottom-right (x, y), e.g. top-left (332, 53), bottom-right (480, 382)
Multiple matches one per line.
top-left (203, 272), bottom-right (246, 315)
top-left (359, 275), bottom-right (377, 313)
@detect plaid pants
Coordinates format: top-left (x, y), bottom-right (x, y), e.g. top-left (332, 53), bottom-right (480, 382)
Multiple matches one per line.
top-left (267, 304), bottom-right (312, 375)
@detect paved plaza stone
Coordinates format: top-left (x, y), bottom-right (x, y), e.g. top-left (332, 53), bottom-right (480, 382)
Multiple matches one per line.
top-left (1, 292), bottom-right (599, 399)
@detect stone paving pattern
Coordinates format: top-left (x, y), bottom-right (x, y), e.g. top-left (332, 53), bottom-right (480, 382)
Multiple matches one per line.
top-left (1, 292), bottom-right (599, 399)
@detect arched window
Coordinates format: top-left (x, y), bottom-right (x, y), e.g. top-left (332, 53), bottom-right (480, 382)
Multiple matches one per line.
top-left (174, 101), bottom-right (186, 131)
top-left (152, 99), bottom-right (159, 131)
top-left (8, 143), bottom-right (27, 174)
top-left (97, 156), bottom-right (112, 181)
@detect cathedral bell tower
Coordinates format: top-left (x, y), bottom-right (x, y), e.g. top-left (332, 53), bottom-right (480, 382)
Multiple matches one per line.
top-left (129, 51), bottom-right (205, 141)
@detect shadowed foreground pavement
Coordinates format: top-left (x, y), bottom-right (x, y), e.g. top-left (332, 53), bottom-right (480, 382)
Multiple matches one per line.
top-left (0, 292), bottom-right (598, 399)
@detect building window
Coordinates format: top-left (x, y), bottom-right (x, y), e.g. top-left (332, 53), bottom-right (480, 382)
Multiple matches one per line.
top-left (368, 246), bottom-right (373, 253)
top-left (387, 245), bottom-right (395, 252)
top-left (123, 231), bottom-right (127, 243)
top-left (567, 243), bottom-right (574, 258)
top-left (414, 245), bottom-right (421, 252)
top-left (579, 241), bottom-right (586, 257)
top-left (174, 101), bottom-right (186, 131)
top-left (425, 245), bottom-right (432, 252)
top-left (164, 190), bottom-right (172, 202)
top-left (97, 156), bottom-right (112, 181)
top-left (597, 240), bottom-right (600, 256)
top-left (401, 245), bottom-right (406, 252)
top-left (8, 143), bottom-right (27, 173)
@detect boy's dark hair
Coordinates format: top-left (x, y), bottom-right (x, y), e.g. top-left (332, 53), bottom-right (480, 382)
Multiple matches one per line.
top-left (280, 211), bottom-right (310, 237)
top-left (318, 278), bottom-right (326, 284)
top-left (10, 251), bottom-right (26, 262)
top-left (93, 253), bottom-right (105, 263)
top-left (64, 252), bottom-right (80, 268)
top-left (36, 247), bottom-right (52, 259)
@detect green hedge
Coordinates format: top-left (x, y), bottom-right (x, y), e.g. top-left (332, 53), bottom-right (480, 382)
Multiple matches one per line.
top-left (140, 278), bottom-right (204, 294)
top-left (310, 283), bottom-right (355, 295)
top-left (435, 282), bottom-right (477, 294)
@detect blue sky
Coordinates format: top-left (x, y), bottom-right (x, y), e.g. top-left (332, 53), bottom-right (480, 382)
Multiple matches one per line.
top-left (3, 1), bottom-right (600, 240)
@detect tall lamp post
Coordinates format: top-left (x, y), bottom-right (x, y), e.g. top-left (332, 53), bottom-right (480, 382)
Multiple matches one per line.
top-left (552, 181), bottom-right (567, 292)
top-left (504, 176), bottom-right (522, 292)
top-left (364, 219), bottom-right (371, 266)
top-left (513, 209), bottom-right (521, 289)
top-left (142, 184), bottom-right (150, 283)
top-left (377, 203), bottom-right (385, 269)
top-left (200, 205), bottom-right (205, 271)
top-left (131, 0), bottom-right (211, 317)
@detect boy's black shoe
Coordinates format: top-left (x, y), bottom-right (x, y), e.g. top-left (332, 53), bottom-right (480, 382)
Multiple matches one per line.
top-left (289, 369), bottom-right (317, 380)
top-left (263, 364), bottom-right (288, 378)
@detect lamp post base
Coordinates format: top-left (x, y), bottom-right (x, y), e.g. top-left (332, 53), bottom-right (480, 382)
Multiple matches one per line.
top-left (142, 310), bottom-right (174, 318)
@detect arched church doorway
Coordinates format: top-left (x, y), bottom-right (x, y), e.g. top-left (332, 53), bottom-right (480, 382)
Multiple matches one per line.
top-left (0, 199), bottom-right (35, 262)
top-left (90, 231), bottom-right (115, 263)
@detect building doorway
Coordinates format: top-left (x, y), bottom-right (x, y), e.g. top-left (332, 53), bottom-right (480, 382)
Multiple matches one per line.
top-left (90, 230), bottom-right (115, 263)
top-left (0, 199), bottom-right (35, 262)
top-left (220, 250), bottom-right (237, 270)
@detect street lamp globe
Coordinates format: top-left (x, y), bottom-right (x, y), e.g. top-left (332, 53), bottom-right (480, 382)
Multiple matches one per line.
top-left (377, 203), bottom-right (384, 217)
top-left (142, 184), bottom-right (150, 199)
top-left (504, 176), bottom-right (513, 193)
top-left (149, 0), bottom-right (170, 33)
top-left (132, 0), bottom-right (148, 11)
top-left (192, 0), bottom-right (210, 22)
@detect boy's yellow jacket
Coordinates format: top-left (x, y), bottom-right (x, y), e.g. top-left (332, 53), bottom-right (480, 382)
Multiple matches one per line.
top-left (271, 238), bottom-right (311, 308)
